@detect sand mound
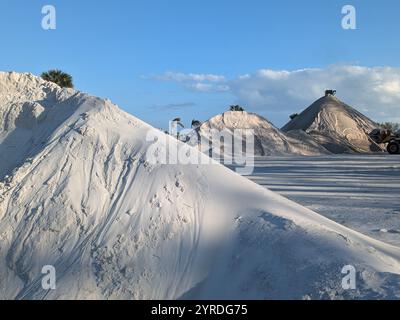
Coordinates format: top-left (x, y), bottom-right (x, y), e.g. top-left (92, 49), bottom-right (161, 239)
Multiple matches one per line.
top-left (0, 72), bottom-right (399, 300)
top-left (198, 111), bottom-right (330, 156)
top-left (282, 95), bottom-right (384, 153)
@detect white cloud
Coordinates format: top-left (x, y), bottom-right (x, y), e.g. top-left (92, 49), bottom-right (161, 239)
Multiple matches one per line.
top-left (148, 71), bottom-right (229, 93)
top-left (151, 71), bottom-right (226, 83)
top-left (229, 65), bottom-right (400, 123)
top-left (187, 82), bottom-right (230, 93)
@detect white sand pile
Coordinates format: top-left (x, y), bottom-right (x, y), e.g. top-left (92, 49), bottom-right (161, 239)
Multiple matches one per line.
top-left (198, 111), bottom-right (330, 156)
top-left (282, 95), bottom-right (384, 153)
top-left (0, 72), bottom-right (399, 300)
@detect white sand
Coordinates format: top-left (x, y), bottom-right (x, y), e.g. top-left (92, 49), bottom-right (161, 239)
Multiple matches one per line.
top-left (0, 72), bottom-right (399, 299)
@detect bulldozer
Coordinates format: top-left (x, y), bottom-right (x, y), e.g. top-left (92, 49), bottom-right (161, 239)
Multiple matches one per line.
top-left (325, 89), bottom-right (337, 97)
top-left (369, 128), bottom-right (400, 154)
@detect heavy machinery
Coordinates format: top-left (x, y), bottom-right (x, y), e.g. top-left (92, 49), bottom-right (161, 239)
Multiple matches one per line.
top-left (325, 89), bottom-right (337, 96)
top-left (369, 128), bottom-right (400, 154)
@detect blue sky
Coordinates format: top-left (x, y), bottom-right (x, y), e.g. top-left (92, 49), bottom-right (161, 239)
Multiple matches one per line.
top-left (1, 0), bottom-right (400, 128)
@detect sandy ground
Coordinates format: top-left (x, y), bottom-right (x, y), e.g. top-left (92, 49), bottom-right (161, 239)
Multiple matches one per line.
top-left (238, 155), bottom-right (400, 246)
top-left (2, 72), bottom-right (400, 299)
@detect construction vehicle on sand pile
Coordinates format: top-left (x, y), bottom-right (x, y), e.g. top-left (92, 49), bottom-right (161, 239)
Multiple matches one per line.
top-left (369, 128), bottom-right (400, 154)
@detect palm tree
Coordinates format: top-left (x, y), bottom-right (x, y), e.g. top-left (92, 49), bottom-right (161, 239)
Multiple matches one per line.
top-left (41, 70), bottom-right (74, 88)
top-left (379, 122), bottom-right (400, 133)
top-left (171, 118), bottom-right (184, 139)
top-left (191, 119), bottom-right (202, 148)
